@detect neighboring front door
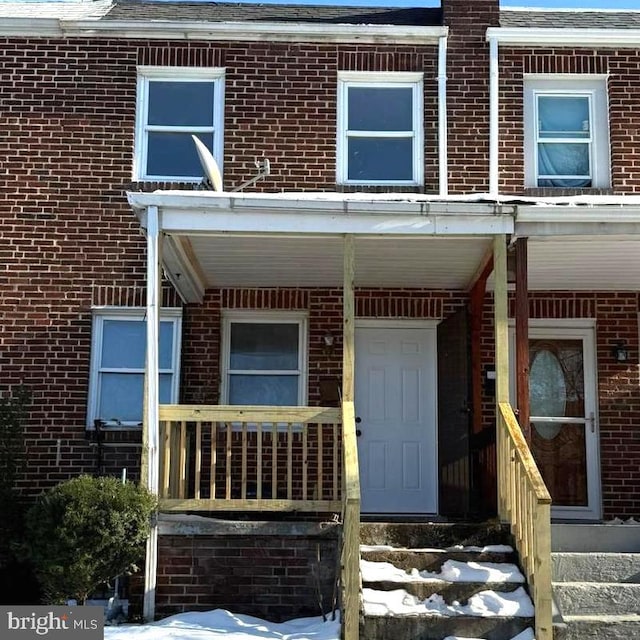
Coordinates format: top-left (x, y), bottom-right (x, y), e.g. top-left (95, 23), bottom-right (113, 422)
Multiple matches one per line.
top-left (355, 322), bottom-right (438, 514)
top-left (512, 323), bottom-right (601, 520)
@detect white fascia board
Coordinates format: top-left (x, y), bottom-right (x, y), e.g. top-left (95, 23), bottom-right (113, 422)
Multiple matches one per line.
top-left (516, 204), bottom-right (640, 236)
top-left (129, 193), bottom-right (514, 237)
top-left (0, 18), bottom-right (447, 44)
top-left (487, 27), bottom-right (640, 48)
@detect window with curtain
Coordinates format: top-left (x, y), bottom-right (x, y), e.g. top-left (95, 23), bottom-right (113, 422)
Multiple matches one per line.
top-left (87, 309), bottom-right (182, 427)
top-left (337, 71), bottom-right (424, 186)
top-left (524, 76), bottom-right (610, 189)
top-left (536, 94), bottom-right (592, 188)
top-left (222, 314), bottom-right (307, 406)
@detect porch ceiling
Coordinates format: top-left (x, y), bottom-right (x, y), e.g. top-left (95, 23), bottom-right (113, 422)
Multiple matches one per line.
top-left (526, 236), bottom-right (640, 291)
top-left (168, 235), bottom-right (494, 293)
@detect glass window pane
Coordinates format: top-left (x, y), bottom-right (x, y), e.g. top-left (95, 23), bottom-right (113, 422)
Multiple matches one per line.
top-left (98, 373), bottom-right (144, 423)
top-left (101, 320), bottom-right (145, 368)
top-left (348, 137), bottom-right (413, 181)
top-left (230, 323), bottom-right (299, 370)
top-left (347, 87), bottom-right (414, 131)
top-left (538, 142), bottom-right (590, 178)
top-left (147, 132), bottom-right (213, 178)
top-left (538, 96), bottom-right (590, 139)
top-left (101, 319), bottom-right (174, 369)
top-left (228, 375), bottom-right (298, 406)
top-left (148, 81), bottom-right (215, 127)
top-left (98, 374), bottom-right (172, 424)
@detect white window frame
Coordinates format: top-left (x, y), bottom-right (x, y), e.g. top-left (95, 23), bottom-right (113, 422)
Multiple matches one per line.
top-left (134, 66), bottom-right (225, 182)
top-left (87, 307), bottom-right (182, 428)
top-left (337, 71), bottom-right (424, 186)
top-left (220, 311), bottom-right (308, 407)
top-left (524, 75), bottom-right (610, 189)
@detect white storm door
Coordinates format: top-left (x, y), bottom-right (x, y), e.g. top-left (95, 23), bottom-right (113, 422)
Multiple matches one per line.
top-left (355, 322), bottom-right (438, 514)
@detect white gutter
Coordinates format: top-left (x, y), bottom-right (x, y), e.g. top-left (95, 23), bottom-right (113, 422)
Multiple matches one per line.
top-left (486, 27), bottom-right (640, 48)
top-left (438, 34), bottom-right (449, 197)
top-left (0, 18), bottom-right (447, 44)
top-left (488, 36), bottom-right (499, 198)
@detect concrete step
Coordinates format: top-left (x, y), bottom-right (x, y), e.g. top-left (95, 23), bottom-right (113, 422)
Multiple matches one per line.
top-left (552, 523), bottom-right (640, 553)
top-left (553, 551), bottom-right (640, 583)
top-left (361, 614), bottom-right (534, 640)
top-left (362, 579), bottom-right (522, 602)
top-left (361, 547), bottom-right (517, 571)
top-left (560, 614), bottom-right (640, 640)
top-left (553, 581), bottom-right (640, 616)
top-left (361, 521), bottom-right (512, 549)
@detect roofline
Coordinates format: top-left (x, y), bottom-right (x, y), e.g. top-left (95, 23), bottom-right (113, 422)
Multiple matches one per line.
top-left (0, 18), bottom-right (447, 44)
top-left (487, 27), bottom-right (640, 48)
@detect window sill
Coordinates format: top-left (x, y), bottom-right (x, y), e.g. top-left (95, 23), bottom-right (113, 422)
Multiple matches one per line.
top-left (523, 186), bottom-right (614, 198)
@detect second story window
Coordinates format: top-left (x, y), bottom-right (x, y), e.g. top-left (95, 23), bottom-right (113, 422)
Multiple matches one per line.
top-left (337, 72), bottom-right (424, 186)
top-left (524, 76), bottom-right (610, 189)
top-left (134, 66), bottom-right (225, 182)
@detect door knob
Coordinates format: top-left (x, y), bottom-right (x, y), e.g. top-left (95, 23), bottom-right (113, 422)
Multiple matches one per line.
top-left (356, 429), bottom-right (362, 437)
top-left (355, 416), bottom-right (362, 424)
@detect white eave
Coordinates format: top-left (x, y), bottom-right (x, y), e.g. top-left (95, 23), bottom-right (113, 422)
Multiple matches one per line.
top-left (0, 17), bottom-right (447, 44)
top-left (127, 190), bottom-right (515, 237)
top-left (487, 27), bottom-right (640, 48)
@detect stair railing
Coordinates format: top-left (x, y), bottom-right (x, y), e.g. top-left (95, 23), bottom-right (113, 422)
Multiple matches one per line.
top-left (497, 401), bottom-right (553, 640)
top-left (340, 400), bottom-right (360, 640)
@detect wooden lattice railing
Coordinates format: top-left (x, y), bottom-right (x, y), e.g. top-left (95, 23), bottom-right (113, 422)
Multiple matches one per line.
top-left (497, 402), bottom-right (553, 640)
top-left (158, 404), bottom-right (342, 512)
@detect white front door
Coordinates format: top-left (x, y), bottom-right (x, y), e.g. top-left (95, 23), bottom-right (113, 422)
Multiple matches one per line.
top-left (510, 322), bottom-right (601, 520)
top-left (355, 322), bottom-right (438, 514)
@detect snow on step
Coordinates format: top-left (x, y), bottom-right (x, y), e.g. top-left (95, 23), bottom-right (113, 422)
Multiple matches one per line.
top-left (361, 558), bottom-right (525, 584)
top-left (360, 544), bottom-right (514, 553)
top-left (444, 628), bottom-right (535, 640)
top-left (362, 586), bottom-right (535, 617)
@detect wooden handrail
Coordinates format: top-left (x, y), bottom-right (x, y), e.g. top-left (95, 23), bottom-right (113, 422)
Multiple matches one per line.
top-left (157, 404), bottom-right (342, 512)
top-left (498, 402), bottom-right (552, 640)
top-left (340, 400), bottom-right (360, 640)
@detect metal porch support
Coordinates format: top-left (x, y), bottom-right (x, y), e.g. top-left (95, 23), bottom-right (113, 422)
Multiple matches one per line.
top-left (143, 205), bottom-right (161, 621)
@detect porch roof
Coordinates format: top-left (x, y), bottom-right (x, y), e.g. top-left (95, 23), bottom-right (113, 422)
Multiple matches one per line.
top-left (127, 190), bottom-right (640, 302)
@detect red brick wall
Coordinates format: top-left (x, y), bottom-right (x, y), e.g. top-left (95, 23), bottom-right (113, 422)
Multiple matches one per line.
top-left (153, 530), bottom-right (339, 622)
top-left (500, 47), bottom-right (640, 195)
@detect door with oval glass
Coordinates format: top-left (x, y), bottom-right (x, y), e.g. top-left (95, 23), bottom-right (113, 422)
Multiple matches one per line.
top-left (511, 323), bottom-right (600, 520)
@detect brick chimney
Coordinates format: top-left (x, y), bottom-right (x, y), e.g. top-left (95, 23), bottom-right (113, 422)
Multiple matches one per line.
top-left (442, 0), bottom-right (500, 29)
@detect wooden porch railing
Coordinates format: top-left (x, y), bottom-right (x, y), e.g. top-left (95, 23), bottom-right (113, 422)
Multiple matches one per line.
top-left (340, 400), bottom-right (360, 640)
top-left (158, 404), bottom-right (342, 512)
top-left (497, 402), bottom-right (553, 640)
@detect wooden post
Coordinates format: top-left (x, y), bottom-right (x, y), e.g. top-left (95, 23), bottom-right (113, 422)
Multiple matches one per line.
top-left (493, 235), bottom-right (509, 522)
top-left (343, 235), bottom-right (355, 403)
top-left (515, 238), bottom-right (531, 440)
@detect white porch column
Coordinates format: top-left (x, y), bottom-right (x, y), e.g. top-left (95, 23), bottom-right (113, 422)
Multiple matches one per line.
top-left (143, 205), bottom-right (161, 621)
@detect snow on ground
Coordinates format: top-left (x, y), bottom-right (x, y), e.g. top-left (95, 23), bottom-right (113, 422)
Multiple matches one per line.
top-left (361, 559), bottom-right (525, 584)
top-left (362, 586), bottom-right (535, 618)
top-left (103, 610), bottom-right (340, 640)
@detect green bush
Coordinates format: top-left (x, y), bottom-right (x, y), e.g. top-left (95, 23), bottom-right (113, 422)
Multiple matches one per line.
top-left (23, 475), bottom-right (157, 604)
top-left (0, 385), bottom-right (30, 492)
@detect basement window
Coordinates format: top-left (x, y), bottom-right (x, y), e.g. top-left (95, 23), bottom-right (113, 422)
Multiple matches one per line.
top-left (134, 66), bottom-right (225, 182)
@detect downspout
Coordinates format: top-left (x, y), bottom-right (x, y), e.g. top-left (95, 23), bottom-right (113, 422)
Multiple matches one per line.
top-left (143, 205), bottom-right (161, 622)
top-left (489, 35), bottom-right (499, 197)
top-left (438, 33), bottom-right (449, 197)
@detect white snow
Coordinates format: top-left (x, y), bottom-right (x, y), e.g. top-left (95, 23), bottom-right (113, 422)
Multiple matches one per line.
top-left (362, 586), bottom-right (535, 618)
top-left (360, 544), bottom-right (514, 553)
top-left (103, 610), bottom-right (340, 640)
top-left (361, 559), bottom-right (524, 584)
